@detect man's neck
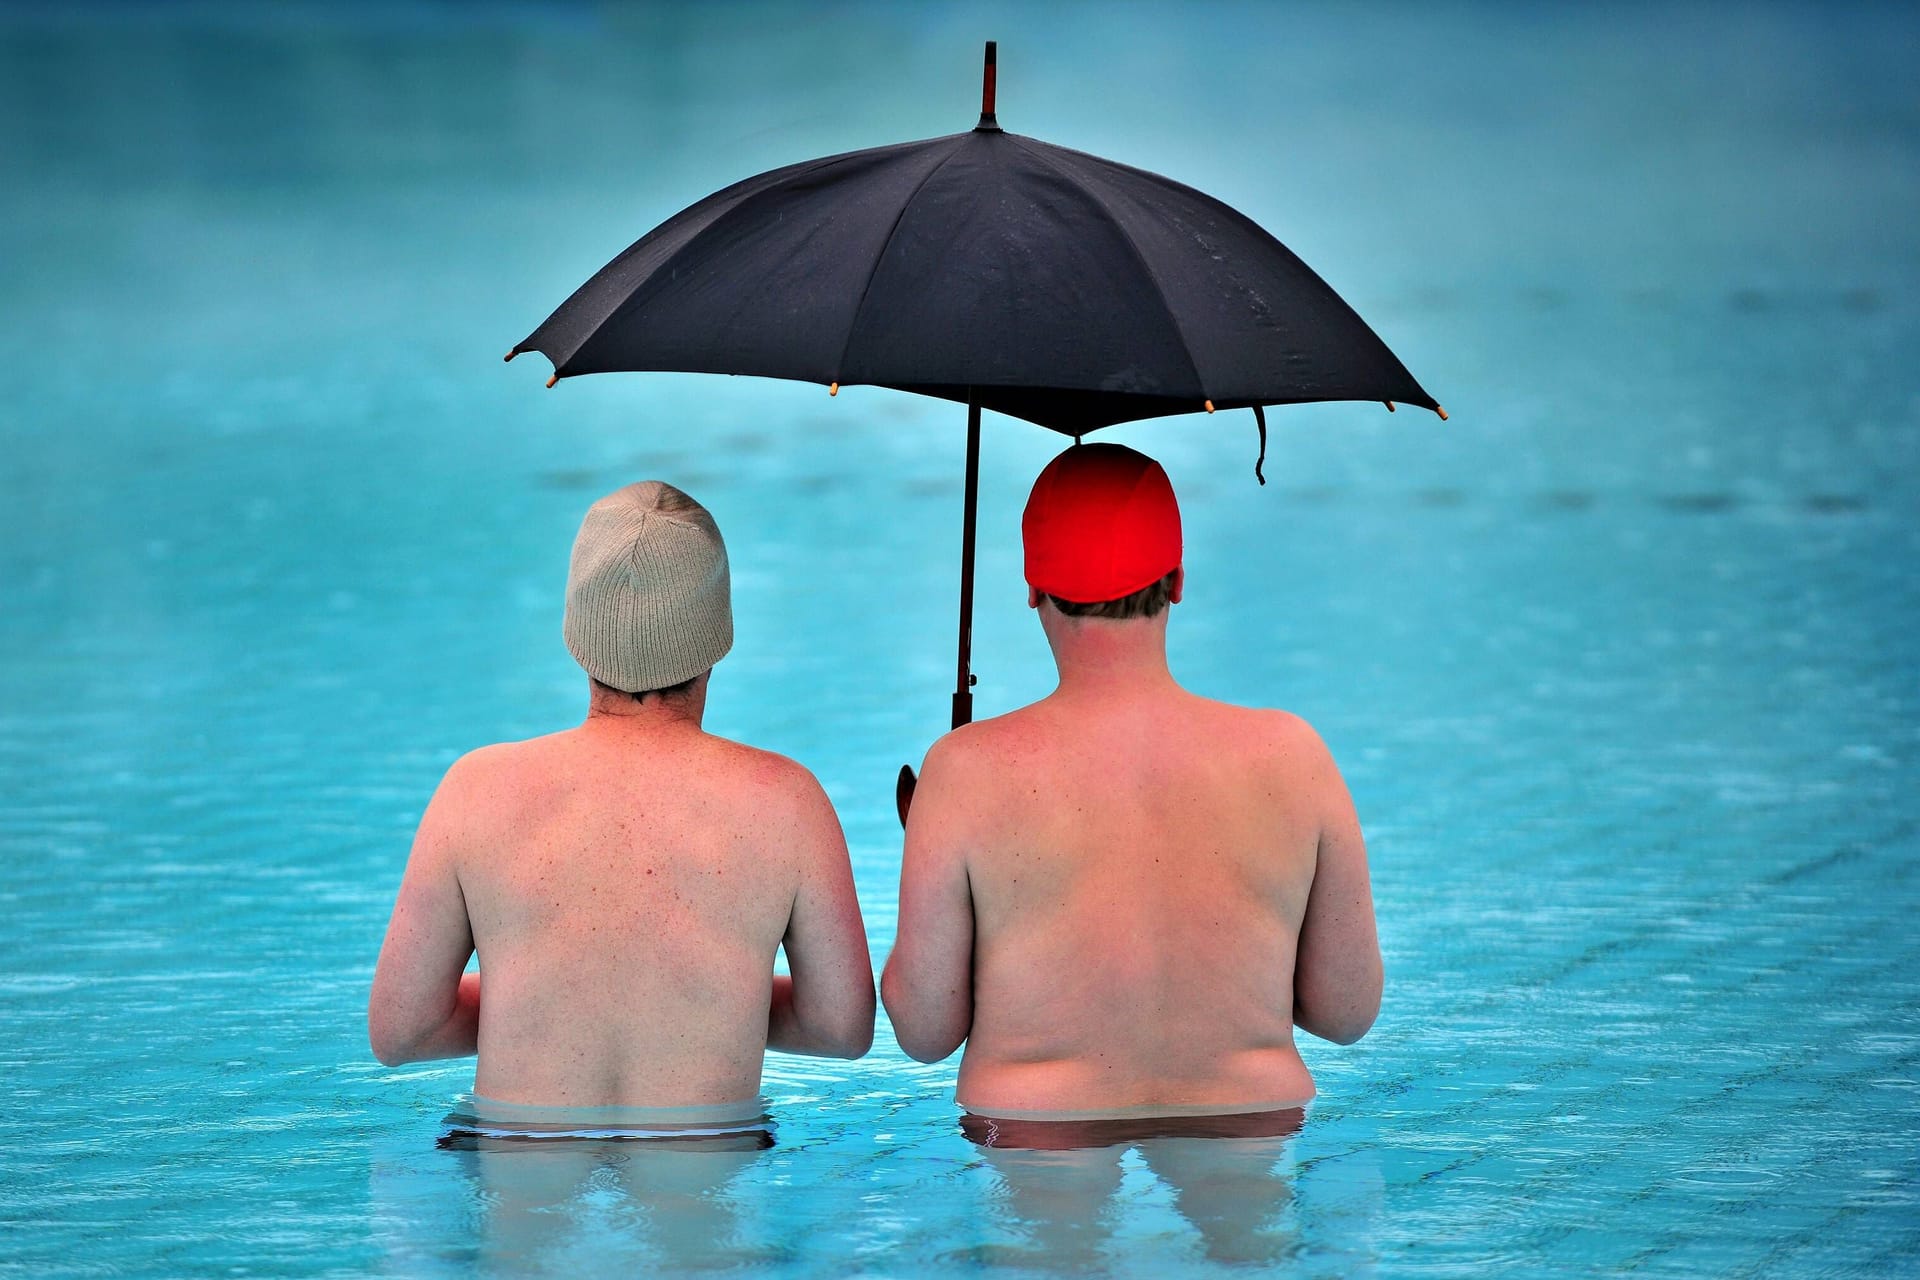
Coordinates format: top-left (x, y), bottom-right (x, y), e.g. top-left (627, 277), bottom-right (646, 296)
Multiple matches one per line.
top-left (1042, 610), bottom-right (1178, 697)
top-left (583, 680), bottom-right (707, 733)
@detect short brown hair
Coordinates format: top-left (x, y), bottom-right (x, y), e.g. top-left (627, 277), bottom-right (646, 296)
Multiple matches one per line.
top-left (592, 674), bottom-right (700, 703)
top-left (1046, 569), bottom-right (1178, 620)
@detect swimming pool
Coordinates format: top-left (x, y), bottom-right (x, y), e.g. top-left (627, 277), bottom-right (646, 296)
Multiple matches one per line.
top-left (2, 3), bottom-right (1916, 1275)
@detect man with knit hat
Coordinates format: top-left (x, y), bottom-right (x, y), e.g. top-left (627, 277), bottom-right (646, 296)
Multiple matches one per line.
top-left (371, 481), bottom-right (873, 1120)
top-left (883, 444), bottom-right (1381, 1139)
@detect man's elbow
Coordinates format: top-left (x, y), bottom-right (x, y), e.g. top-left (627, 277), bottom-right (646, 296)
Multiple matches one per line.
top-left (828, 1025), bottom-right (875, 1060)
top-left (821, 1002), bottom-right (877, 1060)
top-left (879, 971), bottom-right (961, 1063)
top-left (897, 1032), bottom-right (964, 1064)
top-left (812, 981), bottom-right (878, 1059)
top-left (367, 1000), bottom-right (423, 1067)
top-left (368, 1021), bottom-right (413, 1068)
top-left (1295, 968), bottom-right (1383, 1046)
top-left (1308, 1006), bottom-right (1379, 1046)
top-left (886, 1006), bottom-right (967, 1064)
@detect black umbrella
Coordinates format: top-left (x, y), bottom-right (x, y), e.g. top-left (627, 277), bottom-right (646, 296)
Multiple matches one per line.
top-left (510, 43), bottom-right (1441, 736)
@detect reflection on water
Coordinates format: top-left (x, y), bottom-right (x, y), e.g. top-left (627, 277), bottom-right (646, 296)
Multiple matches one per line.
top-left (451, 1137), bottom-right (768, 1270)
top-left (957, 1110), bottom-right (1349, 1270)
top-left (957, 1115), bottom-right (1392, 1274)
top-left (367, 1104), bottom-right (1390, 1276)
top-left (376, 1132), bottom-right (772, 1274)
top-left (982, 1135), bottom-right (1300, 1268)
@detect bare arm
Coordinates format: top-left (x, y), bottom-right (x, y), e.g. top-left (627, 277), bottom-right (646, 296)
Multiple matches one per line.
top-left (368, 760), bottom-right (482, 1066)
top-left (1292, 727), bottom-right (1383, 1045)
top-left (880, 738), bottom-right (976, 1063)
top-left (767, 771), bottom-right (875, 1059)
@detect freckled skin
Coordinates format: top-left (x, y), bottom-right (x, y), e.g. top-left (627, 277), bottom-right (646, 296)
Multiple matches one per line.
top-left (369, 674), bottom-right (874, 1105)
top-left (883, 574), bottom-right (1382, 1116)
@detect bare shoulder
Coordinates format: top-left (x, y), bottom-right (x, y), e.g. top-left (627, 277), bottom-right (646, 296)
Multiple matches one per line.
top-left (909, 708), bottom-right (1055, 841)
top-left (435, 737), bottom-right (529, 787)
top-left (1187, 698), bottom-right (1345, 783)
top-left (707, 735), bottom-right (829, 797)
top-left (414, 731), bottom-right (584, 851)
top-left (405, 740), bottom-right (526, 868)
top-left (1185, 697), bottom-right (1315, 750)
top-left (919, 704), bottom-right (1050, 779)
top-left (702, 735), bottom-right (843, 834)
top-left (430, 732), bottom-right (568, 811)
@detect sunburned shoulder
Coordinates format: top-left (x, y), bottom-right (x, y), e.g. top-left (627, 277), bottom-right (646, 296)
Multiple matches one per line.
top-left (699, 735), bottom-right (836, 807)
top-left (1193, 698), bottom-right (1320, 743)
top-left (446, 728), bottom-right (584, 782)
top-left (916, 705), bottom-right (1046, 779)
top-left (1178, 698), bottom-right (1343, 776)
top-left (425, 735), bottom-right (570, 819)
top-left (692, 737), bottom-right (846, 859)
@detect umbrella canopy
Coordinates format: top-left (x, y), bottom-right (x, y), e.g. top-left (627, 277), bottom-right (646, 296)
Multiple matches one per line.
top-left (510, 43), bottom-right (1440, 755)
top-left (512, 90), bottom-right (1436, 433)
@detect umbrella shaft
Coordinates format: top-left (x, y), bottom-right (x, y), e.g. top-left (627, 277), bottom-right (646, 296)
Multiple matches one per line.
top-left (952, 399), bottom-right (981, 729)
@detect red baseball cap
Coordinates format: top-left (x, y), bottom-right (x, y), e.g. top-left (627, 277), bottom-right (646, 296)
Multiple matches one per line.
top-left (1022, 444), bottom-right (1182, 604)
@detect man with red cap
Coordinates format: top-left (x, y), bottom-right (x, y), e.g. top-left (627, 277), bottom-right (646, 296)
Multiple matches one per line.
top-left (882, 443), bottom-right (1381, 1142)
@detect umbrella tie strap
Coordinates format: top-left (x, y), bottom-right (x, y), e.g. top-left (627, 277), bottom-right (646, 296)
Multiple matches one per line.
top-left (1252, 404), bottom-right (1268, 486)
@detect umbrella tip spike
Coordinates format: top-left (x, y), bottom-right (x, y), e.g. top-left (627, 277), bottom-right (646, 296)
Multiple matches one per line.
top-left (829, 381), bottom-right (839, 396)
top-left (1435, 404), bottom-right (1449, 421)
top-left (1204, 399), bottom-right (1215, 414)
top-left (976, 40), bottom-right (1000, 130)
top-left (1385, 400), bottom-right (1396, 412)
top-left (546, 373), bottom-right (559, 389)
top-left (504, 348), bottom-right (518, 364)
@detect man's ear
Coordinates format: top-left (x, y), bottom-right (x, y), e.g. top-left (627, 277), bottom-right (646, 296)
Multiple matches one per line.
top-left (1028, 585), bottom-right (1041, 609)
top-left (1169, 567), bottom-right (1185, 605)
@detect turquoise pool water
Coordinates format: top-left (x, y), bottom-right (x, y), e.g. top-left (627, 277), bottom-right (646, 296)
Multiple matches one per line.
top-left (3, 3), bottom-right (1916, 1275)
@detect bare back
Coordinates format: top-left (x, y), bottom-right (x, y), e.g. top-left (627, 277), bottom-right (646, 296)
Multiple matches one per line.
top-left (885, 680), bottom-right (1380, 1117)
top-left (466, 726), bottom-right (815, 1105)
top-left (370, 709), bottom-right (872, 1108)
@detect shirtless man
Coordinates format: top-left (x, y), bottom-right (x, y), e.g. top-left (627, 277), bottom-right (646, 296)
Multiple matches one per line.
top-left (370, 481), bottom-right (873, 1117)
top-left (882, 444), bottom-right (1380, 1129)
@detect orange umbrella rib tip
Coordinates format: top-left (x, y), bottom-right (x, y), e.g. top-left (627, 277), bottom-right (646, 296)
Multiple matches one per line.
top-left (1203, 399), bottom-right (1215, 413)
top-left (503, 348), bottom-right (518, 363)
top-left (829, 381), bottom-right (839, 396)
top-left (1435, 404), bottom-right (1449, 421)
top-left (545, 373), bottom-right (559, 389)
top-left (1385, 400), bottom-right (1396, 412)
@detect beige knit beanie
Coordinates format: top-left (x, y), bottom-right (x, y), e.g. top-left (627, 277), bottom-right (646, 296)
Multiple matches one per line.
top-left (563, 481), bottom-right (733, 693)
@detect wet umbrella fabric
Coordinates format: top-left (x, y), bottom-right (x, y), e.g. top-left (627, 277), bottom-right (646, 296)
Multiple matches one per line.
top-left (512, 125), bottom-right (1436, 433)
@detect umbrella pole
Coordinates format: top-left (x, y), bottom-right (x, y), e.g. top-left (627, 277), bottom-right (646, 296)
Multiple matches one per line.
top-left (896, 396), bottom-right (980, 826)
top-left (952, 397), bottom-right (982, 729)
